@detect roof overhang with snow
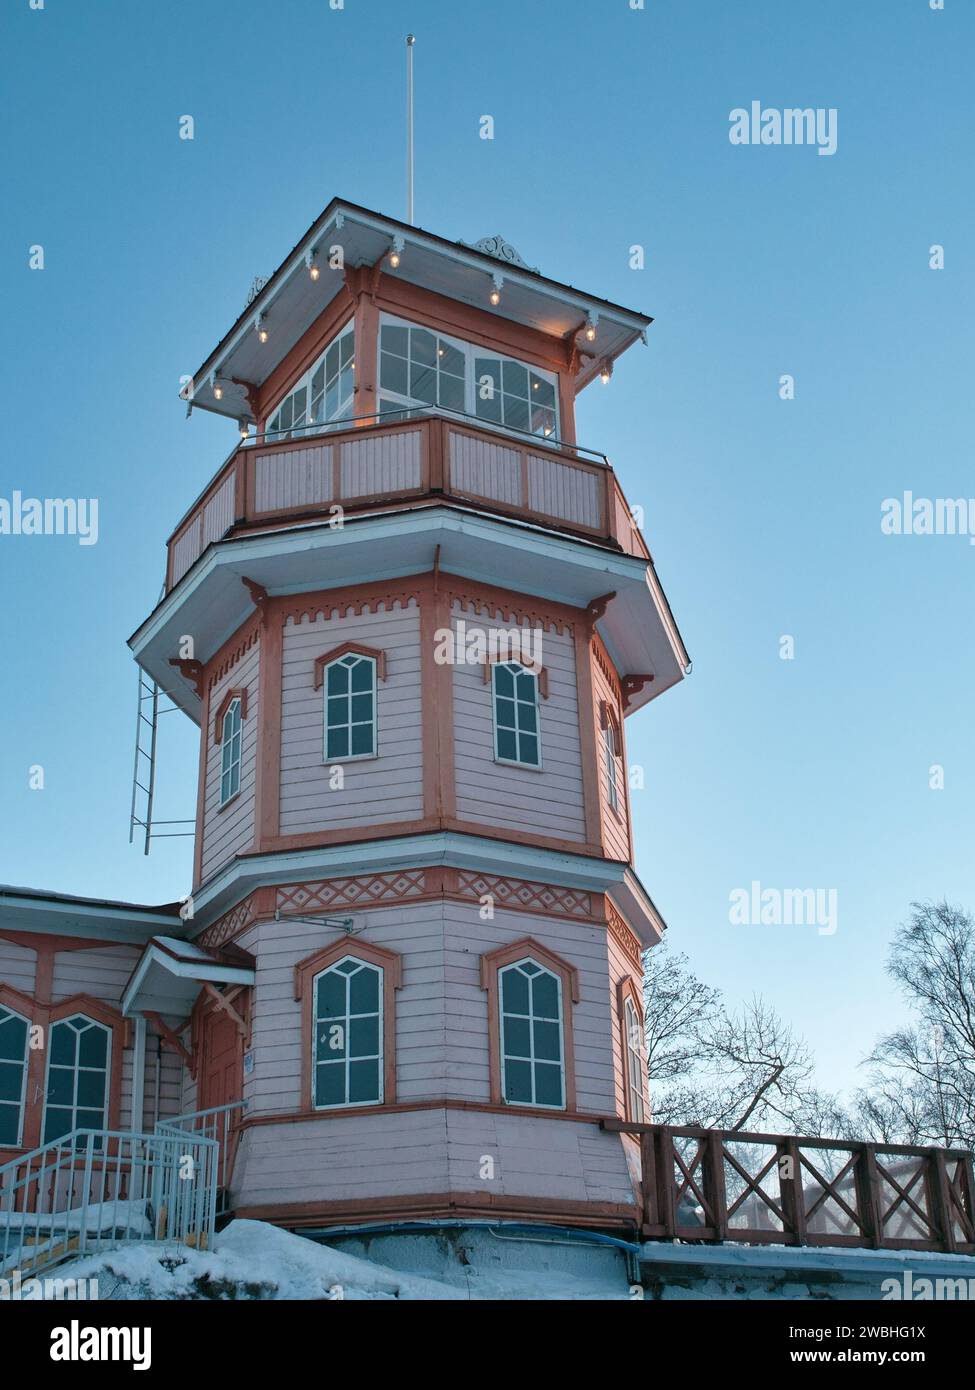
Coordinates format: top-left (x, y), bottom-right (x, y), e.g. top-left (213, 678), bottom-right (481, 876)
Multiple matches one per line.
top-left (121, 936), bottom-right (255, 1018)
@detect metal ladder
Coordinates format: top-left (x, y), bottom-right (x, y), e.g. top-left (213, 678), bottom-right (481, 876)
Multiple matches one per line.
top-left (128, 666), bottom-right (195, 855)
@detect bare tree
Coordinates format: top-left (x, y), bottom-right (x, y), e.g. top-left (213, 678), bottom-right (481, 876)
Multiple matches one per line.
top-left (643, 946), bottom-right (844, 1134)
top-left (853, 901), bottom-right (975, 1148)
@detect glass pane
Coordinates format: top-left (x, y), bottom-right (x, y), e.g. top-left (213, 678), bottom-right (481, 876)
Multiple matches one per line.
top-left (0, 1061), bottom-right (24, 1102)
top-left (496, 727), bottom-right (517, 761)
top-left (350, 693), bottom-right (372, 723)
top-left (350, 723), bottom-right (374, 757)
top-left (504, 1059), bottom-right (532, 1104)
top-left (341, 331), bottom-right (354, 367)
top-left (46, 1067), bottom-right (73, 1105)
top-left (349, 965), bottom-right (379, 1015)
top-left (325, 381), bottom-right (338, 420)
top-left (76, 1071), bottom-right (106, 1108)
top-left (532, 405), bottom-right (556, 438)
top-left (519, 703), bottom-right (537, 734)
top-left (503, 1016), bottom-right (531, 1058)
top-left (381, 324), bottom-right (409, 357)
top-left (532, 972), bottom-right (559, 1019)
top-left (439, 342), bottom-right (464, 376)
top-left (530, 373), bottom-right (556, 408)
top-left (77, 1108), bottom-right (105, 1131)
top-left (43, 1107), bottom-right (72, 1144)
top-left (493, 665), bottom-right (514, 697)
top-left (349, 1015), bottom-right (379, 1058)
top-left (502, 361), bottom-right (529, 398)
top-left (518, 734), bottom-right (539, 766)
top-left (410, 362), bottom-right (437, 406)
top-left (500, 967), bottom-right (530, 1016)
top-left (349, 1059), bottom-right (380, 1104)
top-left (411, 328), bottom-right (437, 366)
top-left (380, 352), bottom-right (409, 396)
top-left (534, 1062), bottom-right (563, 1108)
top-left (350, 660), bottom-right (373, 692)
top-left (515, 671), bottom-right (536, 700)
top-left (326, 728), bottom-right (349, 760)
top-left (327, 663), bottom-right (349, 694)
top-left (0, 1104), bottom-right (20, 1146)
top-left (533, 1020), bottom-right (561, 1062)
top-left (326, 343), bottom-right (339, 382)
top-left (327, 696), bottom-right (347, 727)
top-left (503, 394), bottom-right (530, 432)
top-left (50, 1024), bottom-right (75, 1066)
top-left (315, 1020), bottom-right (343, 1062)
top-left (339, 367), bottom-right (354, 410)
top-left (316, 971), bottom-right (347, 1022)
top-left (439, 373), bottom-right (464, 412)
top-left (76, 1028), bottom-right (106, 1067)
top-left (0, 1014), bottom-right (26, 1062)
top-left (311, 363), bottom-right (324, 396)
top-left (315, 1061), bottom-right (345, 1108)
top-left (495, 697), bottom-right (516, 729)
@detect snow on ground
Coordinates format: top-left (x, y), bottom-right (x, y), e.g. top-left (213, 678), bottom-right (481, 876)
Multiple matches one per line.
top-left (39, 1220), bottom-right (631, 1300)
top-left (46, 1220), bottom-right (467, 1300)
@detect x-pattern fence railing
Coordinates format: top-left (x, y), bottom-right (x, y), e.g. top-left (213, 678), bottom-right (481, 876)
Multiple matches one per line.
top-left (603, 1121), bottom-right (975, 1254)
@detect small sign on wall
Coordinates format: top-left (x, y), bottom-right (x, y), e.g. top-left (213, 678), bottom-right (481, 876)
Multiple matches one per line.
top-left (243, 1051), bottom-right (254, 1077)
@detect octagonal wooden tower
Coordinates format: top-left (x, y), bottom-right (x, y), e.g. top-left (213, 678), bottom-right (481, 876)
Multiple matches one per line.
top-left (127, 199), bottom-right (690, 1232)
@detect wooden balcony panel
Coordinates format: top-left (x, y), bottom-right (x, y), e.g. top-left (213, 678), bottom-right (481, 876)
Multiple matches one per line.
top-left (602, 1120), bottom-right (975, 1256)
top-left (165, 415), bottom-right (648, 591)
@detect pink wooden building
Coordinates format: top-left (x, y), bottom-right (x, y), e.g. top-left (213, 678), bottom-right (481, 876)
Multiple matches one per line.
top-left (1, 199), bottom-right (691, 1236)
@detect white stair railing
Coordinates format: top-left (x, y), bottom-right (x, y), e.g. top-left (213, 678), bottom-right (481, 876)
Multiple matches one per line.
top-left (155, 1101), bottom-right (247, 1212)
top-left (0, 1127), bottom-right (219, 1278)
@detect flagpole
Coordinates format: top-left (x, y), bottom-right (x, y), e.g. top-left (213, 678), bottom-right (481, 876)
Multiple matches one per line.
top-left (406, 34), bottom-right (416, 225)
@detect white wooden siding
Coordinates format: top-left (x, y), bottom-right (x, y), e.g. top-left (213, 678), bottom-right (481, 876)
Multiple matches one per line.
top-left (0, 939), bottom-right (36, 996)
top-left (339, 429), bottom-right (422, 497)
top-left (451, 605), bottom-right (587, 842)
top-left (254, 443), bottom-right (332, 513)
top-left (528, 455), bottom-right (602, 528)
top-left (278, 603), bottom-right (423, 837)
top-left (449, 432), bottom-right (522, 505)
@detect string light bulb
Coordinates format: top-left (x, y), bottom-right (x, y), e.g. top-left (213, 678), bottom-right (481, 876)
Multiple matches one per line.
top-left (213, 380), bottom-right (224, 401)
top-left (255, 313), bottom-right (269, 344)
top-left (599, 361), bottom-right (612, 385)
top-left (307, 249), bottom-right (320, 281)
top-left (238, 418), bottom-right (249, 440)
top-left (389, 235), bottom-right (405, 269)
top-left (490, 273), bottom-right (504, 307)
top-left (585, 313), bottom-right (598, 343)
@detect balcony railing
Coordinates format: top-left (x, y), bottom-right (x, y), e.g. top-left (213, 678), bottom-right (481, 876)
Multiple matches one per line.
top-left (604, 1120), bottom-right (975, 1255)
top-left (166, 410), bottom-right (649, 590)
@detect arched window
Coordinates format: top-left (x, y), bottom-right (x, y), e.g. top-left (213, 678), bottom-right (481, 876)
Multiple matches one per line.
top-left (604, 720), bottom-right (620, 812)
top-left (492, 662), bottom-right (541, 768)
top-left (312, 957), bottom-right (383, 1108)
top-left (624, 996), bottom-right (645, 1123)
top-left (321, 652), bottom-right (378, 761)
top-left (43, 1014), bottom-right (111, 1145)
top-left (267, 322), bottom-right (354, 440)
top-left (220, 696), bottom-right (243, 805)
top-left (0, 1004), bottom-right (29, 1147)
top-left (498, 959), bottom-right (566, 1109)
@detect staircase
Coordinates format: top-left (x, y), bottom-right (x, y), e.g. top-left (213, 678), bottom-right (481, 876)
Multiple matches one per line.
top-left (0, 1106), bottom-right (242, 1278)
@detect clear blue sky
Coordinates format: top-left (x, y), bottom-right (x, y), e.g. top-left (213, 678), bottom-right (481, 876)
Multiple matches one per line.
top-left (1, 0), bottom-right (972, 1100)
